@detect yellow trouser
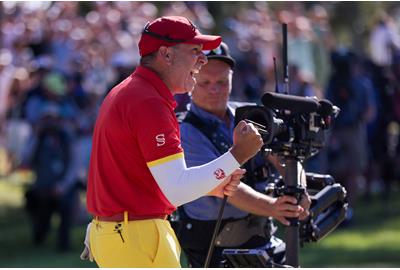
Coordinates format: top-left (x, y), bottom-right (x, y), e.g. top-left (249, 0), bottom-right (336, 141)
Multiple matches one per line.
top-left (90, 217), bottom-right (181, 268)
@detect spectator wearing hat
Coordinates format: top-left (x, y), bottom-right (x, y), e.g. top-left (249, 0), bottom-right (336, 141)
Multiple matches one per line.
top-left (22, 101), bottom-right (79, 252)
top-left (24, 71), bottom-right (78, 126)
top-left (82, 16), bottom-right (263, 267)
top-left (175, 42), bottom-right (310, 267)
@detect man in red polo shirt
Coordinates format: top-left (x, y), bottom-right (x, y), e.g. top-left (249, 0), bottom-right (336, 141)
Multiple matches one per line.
top-left (82, 16), bottom-right (263, 267)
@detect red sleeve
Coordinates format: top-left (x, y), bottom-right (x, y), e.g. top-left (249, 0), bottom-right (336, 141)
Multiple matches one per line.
top-left (132, 98), bottom-right (183, 162)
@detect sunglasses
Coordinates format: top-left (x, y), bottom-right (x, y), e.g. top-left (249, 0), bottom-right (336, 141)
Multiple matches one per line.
top-left (202, 46), bottom-right (223, 56)
top-left (142, 20), bottom-right (197, 43)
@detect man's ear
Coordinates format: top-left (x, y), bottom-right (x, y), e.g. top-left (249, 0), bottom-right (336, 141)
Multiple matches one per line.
top-left (158, 46), bottom-right (174, 65)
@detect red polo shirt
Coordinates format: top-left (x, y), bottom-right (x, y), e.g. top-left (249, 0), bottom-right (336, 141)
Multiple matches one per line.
top-left (87, 66), bottom-right (182, 217)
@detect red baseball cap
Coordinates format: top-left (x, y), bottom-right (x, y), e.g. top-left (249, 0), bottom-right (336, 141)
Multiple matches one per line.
top-left (138, 16), bottom-right (222, 56)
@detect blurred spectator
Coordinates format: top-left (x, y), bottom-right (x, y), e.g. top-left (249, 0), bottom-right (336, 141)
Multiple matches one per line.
top-left (326, 49), bottom-right (375, 222)
top-left (309, 4), bottom-right (334, 89)
top-left (372, 54), bottom-right (400, 201)
top-left (365, 12), bottom-right (400, 200)
top-left (24, 71), bottom-right (78, 125)
top-left (22, 105), bottom-right (80, 251)
top-left (369, 12), bottom-right (400, 68)
top-left (288, 64), bottom-right (320, 98)
top-left (0, 49), bottom-right (14, 124)
top-left (0, 48), bottom-right (32, 167)
top-left (0, 49), bottom-right (16, 168)
top-left (222, 3), bottom-right (278, 101)
top-left (287, 14), bottom-right (316, 84)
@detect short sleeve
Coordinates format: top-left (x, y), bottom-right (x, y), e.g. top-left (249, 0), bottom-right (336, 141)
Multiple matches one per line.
top-left (133, 98), bottom-right (183, 162)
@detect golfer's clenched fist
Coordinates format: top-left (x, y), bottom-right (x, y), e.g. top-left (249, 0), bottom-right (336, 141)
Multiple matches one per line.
top-left (230, 120), bottom-right (264, 165)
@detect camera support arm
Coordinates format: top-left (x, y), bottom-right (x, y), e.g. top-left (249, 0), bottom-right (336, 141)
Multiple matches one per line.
top-left (283, 157), bottom-right (306, 267)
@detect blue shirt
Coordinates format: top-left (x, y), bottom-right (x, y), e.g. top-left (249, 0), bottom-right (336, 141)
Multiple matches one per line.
top-left (180, 102), bottom-right (248, 220)
top-left (326, 75), bottom-right (372, 129)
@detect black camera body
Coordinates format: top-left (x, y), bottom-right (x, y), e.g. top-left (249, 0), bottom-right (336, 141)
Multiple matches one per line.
top-left (235, 93), bottom-right (339, 160)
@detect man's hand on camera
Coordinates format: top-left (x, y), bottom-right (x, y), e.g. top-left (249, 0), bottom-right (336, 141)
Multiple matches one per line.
top-left (299, 192), bottom-right (311, 220)
top-left (270, 195), bottom-right (305, 226)
top-left (207, 168), bottom-right (246, 198)
top-left (230, 120), bottom-right (263, 165)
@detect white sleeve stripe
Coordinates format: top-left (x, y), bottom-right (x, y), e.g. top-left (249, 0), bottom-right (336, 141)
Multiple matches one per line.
top-left (148, 151), bottom-right (240, 206)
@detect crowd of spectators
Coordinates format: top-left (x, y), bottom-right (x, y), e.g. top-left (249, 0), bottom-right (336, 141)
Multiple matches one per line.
top-left (1, 1), bottom-right (400, 248)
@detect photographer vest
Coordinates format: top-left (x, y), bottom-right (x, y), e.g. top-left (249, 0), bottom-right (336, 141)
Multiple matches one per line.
top-left (183, 110), bottom-right (231, 154)
top-left (177, 102), bottom-right (276, 248)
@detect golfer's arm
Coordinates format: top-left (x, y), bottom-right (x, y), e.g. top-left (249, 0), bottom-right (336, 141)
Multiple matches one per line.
top-left (148, 151), bottom-right (239, 206)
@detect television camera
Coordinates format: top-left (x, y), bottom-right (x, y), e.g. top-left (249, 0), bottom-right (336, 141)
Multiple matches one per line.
top-left (220, 27), bottom-right (347, 267)
top-left (221, 94), bottom-right (348, 267)
top-left (205, 23), bottom-right (348, 268)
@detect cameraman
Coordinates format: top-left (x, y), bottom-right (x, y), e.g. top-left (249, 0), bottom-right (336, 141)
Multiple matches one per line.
top-left (176, 42), bottom-right (311, 267)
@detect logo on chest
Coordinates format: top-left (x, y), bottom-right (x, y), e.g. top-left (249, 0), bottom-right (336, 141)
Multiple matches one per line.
top-left (213, 168), bottom-right (226, 180)
top-left (156, 134), bottom-right (165, 146)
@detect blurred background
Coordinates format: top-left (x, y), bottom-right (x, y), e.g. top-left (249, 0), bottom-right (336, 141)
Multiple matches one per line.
top-left (0, 1), bottom-right (400, 267)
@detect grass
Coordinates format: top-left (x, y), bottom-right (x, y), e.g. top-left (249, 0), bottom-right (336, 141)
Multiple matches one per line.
top-left (0, 206), bottom-right (94, 267)
top-left (0, 172), bottom-right (95, 268)
top-left (299, 190), bottom-right (400, 267)
top-left (1, 170), bottom-right (400, 267)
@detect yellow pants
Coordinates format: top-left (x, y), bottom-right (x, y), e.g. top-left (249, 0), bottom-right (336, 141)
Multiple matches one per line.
top-left (89, 217), bottom-right (181, 268)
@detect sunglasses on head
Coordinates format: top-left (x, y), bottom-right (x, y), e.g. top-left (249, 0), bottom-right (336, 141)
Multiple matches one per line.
top-left (202, 46), bottom-right (223, 56)
top-left (142, 19), bottom-right (197, 43)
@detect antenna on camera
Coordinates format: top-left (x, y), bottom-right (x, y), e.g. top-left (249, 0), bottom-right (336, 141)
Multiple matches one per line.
top-left (273, 57), bottom-right (279, 93)
top-left (282, 23), bottom-right (289, 95)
